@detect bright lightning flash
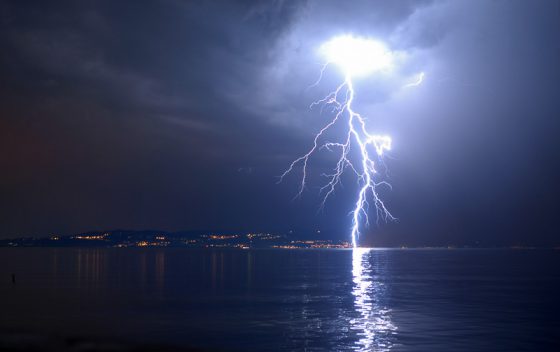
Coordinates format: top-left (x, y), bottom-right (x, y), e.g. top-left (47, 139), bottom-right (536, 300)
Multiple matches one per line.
top-left (280, 35), bottom-right (397, 248)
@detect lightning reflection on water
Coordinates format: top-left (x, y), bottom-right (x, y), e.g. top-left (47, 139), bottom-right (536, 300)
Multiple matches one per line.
top-left (351, 248), bottom-right (397, 351)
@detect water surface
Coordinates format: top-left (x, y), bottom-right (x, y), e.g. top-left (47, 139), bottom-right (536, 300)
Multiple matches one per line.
top-left (0, 248), bottom-right (558, 351)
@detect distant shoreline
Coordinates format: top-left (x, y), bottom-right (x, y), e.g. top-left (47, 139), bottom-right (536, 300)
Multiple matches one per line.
top-left (1, 245), bottom-right (557, 250)
top-left (1, 230), bottom-right (556, 250)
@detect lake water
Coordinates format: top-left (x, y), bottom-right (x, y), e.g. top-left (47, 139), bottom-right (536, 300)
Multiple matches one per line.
top-left (0, 248), bottom-right (559, 351)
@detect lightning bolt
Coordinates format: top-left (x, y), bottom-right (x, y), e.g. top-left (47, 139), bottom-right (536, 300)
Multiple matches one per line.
top-left (280, 35), bottom-right (423, 247)
top-left (280, 69), bottom-right (395, 248)
top-left (403, 71), bottom-right (425, 88)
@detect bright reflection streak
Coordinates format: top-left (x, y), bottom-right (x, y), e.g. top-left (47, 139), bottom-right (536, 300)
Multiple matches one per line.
top-left (351, 248), bottom-right (396, 351)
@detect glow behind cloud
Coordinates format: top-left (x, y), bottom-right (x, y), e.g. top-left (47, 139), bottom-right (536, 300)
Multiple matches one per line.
top-left (320, 35), bottom-right (393, 78)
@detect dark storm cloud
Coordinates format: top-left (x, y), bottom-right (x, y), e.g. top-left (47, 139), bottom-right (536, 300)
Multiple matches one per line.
top-left (0, 0), bottom-right (559, 246)
top-left (0, 0), bottom-right (310, 236)
top-left (1, 1), bottom-right (297, 131)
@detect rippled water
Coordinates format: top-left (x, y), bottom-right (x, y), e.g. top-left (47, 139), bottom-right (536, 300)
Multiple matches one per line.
top-left (0, 248), bottom-right (558, 351)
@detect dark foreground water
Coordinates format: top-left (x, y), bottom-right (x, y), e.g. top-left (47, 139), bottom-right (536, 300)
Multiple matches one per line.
top-left (0, 248), bottom-right (559, 351)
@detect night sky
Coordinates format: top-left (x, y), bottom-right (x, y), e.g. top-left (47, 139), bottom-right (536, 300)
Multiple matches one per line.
top-left (1, 0), bottom-right (559, 246)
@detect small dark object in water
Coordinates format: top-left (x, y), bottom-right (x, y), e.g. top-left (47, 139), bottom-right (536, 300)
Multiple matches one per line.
top-left (11, 273), bottom-right (15, 284)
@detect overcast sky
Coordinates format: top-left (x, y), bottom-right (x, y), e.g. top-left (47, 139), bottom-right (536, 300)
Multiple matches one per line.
top-left (1, 0), bottom-right (559, 246)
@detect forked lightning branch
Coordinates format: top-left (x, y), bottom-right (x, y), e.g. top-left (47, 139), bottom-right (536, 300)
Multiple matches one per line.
top-left (280, 35), bottom-right (423, 247)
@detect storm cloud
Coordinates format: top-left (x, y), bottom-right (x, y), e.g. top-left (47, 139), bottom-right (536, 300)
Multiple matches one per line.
top-left (0, 0), bottom-right (558, 246)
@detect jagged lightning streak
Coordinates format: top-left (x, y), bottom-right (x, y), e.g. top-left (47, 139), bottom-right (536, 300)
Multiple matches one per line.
top-left (404, 71), bottom-right (425, 88)
top-left (280, 35), bottom-right (402, 248)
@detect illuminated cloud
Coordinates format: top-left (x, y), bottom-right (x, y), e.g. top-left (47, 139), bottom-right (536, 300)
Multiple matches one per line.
top-left (320, 35), bottom-right (393, 78)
